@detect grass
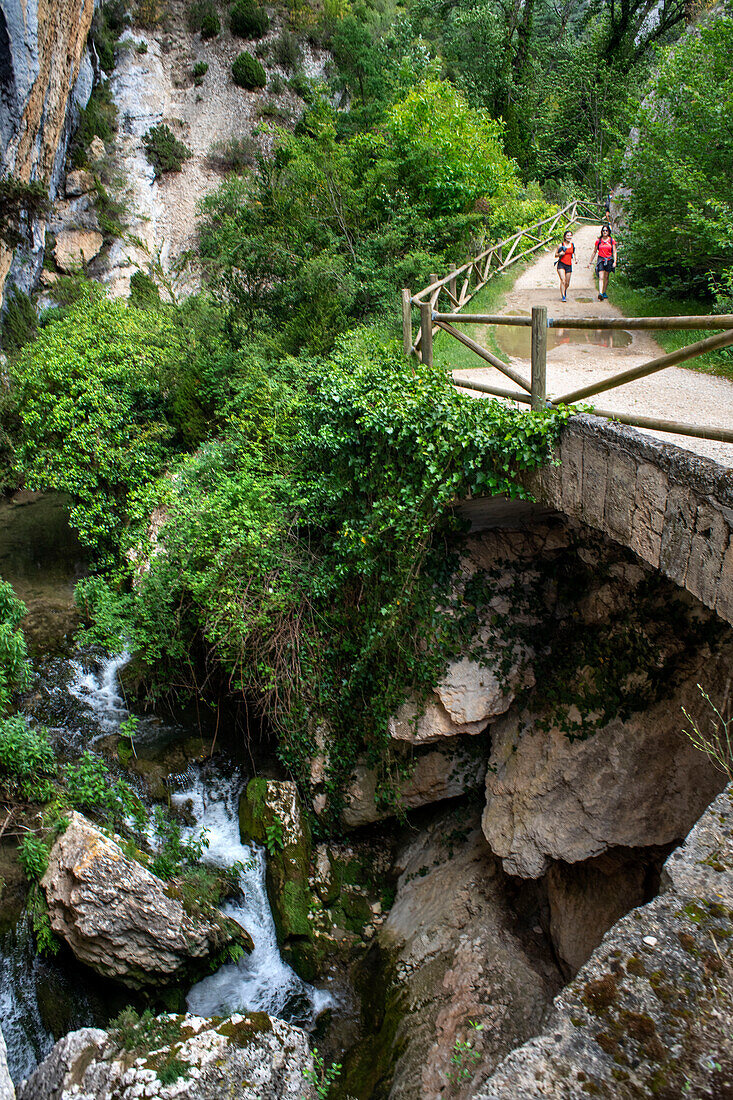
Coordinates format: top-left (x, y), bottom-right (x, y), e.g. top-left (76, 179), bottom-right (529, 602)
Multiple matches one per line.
top-left (432, 258), bottom-right (534, 375)
top-left (607, 275), bottom-right (733, 382)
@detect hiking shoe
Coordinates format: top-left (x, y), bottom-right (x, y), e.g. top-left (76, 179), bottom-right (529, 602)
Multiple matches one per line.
top-left (598, 293), bottom-right (603, 300)
top-left (561, 294), bottom-right (566, 302)
top-left (601, 293), bottom-right (608, 299)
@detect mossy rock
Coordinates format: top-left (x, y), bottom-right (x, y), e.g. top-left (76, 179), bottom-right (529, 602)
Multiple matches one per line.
top-left (239, 779), bottom-right (319, 978)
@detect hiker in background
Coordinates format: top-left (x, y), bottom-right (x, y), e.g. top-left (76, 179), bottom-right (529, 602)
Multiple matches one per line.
top-left (589, 225), bottom-right (617, 300)
top-left (555, 229), bottom-right (576, 302)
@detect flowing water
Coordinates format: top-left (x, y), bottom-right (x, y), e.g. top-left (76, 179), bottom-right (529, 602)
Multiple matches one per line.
top-left (1, 646), bottom-right (332, 1082)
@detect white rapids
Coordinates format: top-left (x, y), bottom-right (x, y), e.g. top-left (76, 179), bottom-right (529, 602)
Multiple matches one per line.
top-left (175, 773), bottom-right (333, 1025)
top-left (66, 651), bottom-right (333, 1027)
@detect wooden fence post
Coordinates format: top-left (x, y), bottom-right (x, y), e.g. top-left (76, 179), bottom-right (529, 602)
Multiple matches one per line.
top-left (402, 289), bottom-right (413, 357)
top-left (531, 305), bottom-right (547, 410)
top-left (420, 302), bottom-right (433, 367)
top-left (448, 266), bottom-right (457, 304)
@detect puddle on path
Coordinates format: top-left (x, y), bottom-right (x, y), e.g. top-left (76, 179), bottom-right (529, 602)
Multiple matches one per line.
top-left (492, 311), bottom-right (632, 359)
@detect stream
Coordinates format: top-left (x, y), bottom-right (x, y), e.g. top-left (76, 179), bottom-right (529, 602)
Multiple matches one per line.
top-left (0, 496), bottom-right (332, 1085)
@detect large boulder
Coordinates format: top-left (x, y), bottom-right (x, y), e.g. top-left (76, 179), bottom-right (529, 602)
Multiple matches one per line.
top-left (340, 805), bottom-right (561, 1099)
top-left (17, 1012), bottom-right (314, 1100)
top-left (53, 229), bottom-right (103, 271)
top-left (482, 653), bottom-right (729, 878)
top-left (475, 784), bottom-right (733, 1099)
top-left (342, 736), bottom-right (488, 828)
top-left (389, 656), bottom-right (532, 745)
top-left (42, 812), bottom-right (251, 989)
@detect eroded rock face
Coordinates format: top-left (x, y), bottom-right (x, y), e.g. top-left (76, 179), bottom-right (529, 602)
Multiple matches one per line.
top-left (475, 784), bottom-right (733, 1099)
top-left (342, 736), bottom-right (487, 828)
top-left (389, 657), bottom-right (532, 745)
top-left (53, 229), bottom-right (103, 272)
top-left (17, 1012), bottom-right (314, 1100)
top-left (342, 805), bottom-right (561, 1100)
top-left (482, 645), bottom-right (730, 878)
top-left (42, 812), bottom-right (251, 989)
top-left (546, 849), bottom-right (666, 976)
top-left (0, 1026), bottom-right (14, 1100)
top-left (0, 0), bottom-right (94, 302)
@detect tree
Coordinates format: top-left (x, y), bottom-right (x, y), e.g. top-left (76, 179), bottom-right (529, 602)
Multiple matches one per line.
top-left (621, 12), bottom-right (733, 294)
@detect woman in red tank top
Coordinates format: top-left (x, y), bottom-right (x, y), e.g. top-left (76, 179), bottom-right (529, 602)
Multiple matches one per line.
top-left (554, 230), bottom-right (575, 302)
top-left (589, 224), bottom-right (617, 300)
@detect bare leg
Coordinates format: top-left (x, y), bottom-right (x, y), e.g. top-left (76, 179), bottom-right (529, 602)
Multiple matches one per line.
top-left (600, 270), bottom-right (609, 296)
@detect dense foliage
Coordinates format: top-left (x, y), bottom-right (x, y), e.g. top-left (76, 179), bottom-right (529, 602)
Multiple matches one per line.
top-left (621, 14), bottom-right (733, 297)
top-left (80, 332), bottom-right (568, 825)
top-left (0, 580), bottom-right (30, 714)
top-left (200, 81), bottom-right (552, 352)
top-left (8, 289), bottom-right (233, 557)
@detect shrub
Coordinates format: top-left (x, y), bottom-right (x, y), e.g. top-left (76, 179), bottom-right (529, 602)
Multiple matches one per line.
top-left (1, 289), bottom-right (37, 357)
top-left (272, 30), bottom-right (300, 71)
top-left (134, 0), bottom-right (166, 28)
top-left (230, 0), bottom-right (269, 39)
top-left (18, 834), bottom-right (50, 881)
top-left (193, 61), bottom-right (209, 82)
top-left (207, 136), bottom-right (257, 172)
top-left (0, 581), bottom-right (30, 713)
top-left (287, 70), bottom-right (312, 101)
top-left (70, 82), bottom-right (118, 168)
top-left (187, 0), bottom-right (220, 36)
top-left (0, 715), bottom-right (55, 802)
top-left (129, 271), bottom-right (161, 306)
top-left (142, 124), bottom-right (192, 177)
top-left (232, 52), bottom-right (267, 89)
top-left (64, 751), bottom-right (145, 828)
top-left (268, 73), bottom-right (284, 95)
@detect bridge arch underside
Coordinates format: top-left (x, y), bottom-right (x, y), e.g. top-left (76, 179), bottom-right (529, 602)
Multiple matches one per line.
top-left (459, 414), bottom-right (733, 627)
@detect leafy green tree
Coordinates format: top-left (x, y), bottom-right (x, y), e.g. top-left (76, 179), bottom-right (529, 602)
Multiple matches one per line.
top-left (9, 289), bottom-right (199, 557)
top-left (621, 13), bottom-right (733, 294)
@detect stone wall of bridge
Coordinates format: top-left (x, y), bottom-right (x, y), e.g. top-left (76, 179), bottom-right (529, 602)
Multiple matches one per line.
top-left (466, 414), bottom-right (733, 626)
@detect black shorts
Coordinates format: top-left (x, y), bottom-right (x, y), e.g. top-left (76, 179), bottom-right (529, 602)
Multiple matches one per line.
top-left (596, 258), bottom-right (615, 273)
top-left (557, 261), bottom-right (572, 274)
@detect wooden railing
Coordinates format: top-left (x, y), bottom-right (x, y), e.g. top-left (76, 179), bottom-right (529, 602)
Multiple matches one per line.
top-left (403, 199), bottom-right (600, 359)
top-left (402, 200), bottom-right (733, 445)
top-left (442, 307), bottom-right (733, 444)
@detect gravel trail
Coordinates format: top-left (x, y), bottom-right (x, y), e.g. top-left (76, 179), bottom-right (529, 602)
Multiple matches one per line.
top-left (453, 224), bottom-right (733, 466)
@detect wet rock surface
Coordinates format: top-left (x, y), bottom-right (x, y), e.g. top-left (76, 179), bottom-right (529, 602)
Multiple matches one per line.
top-left (341, 804), bottom-right (562, 1099)
top-left (42, 812), bottom-right (252, 989)
top-left (475, 784), bottom-right (733, 1099)
top-left (0, 1027), bottom-right (14, 1100)
top-left (17, 1012), bottom-right (314, 1099)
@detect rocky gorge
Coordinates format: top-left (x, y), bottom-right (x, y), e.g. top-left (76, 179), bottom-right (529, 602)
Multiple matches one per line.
top-left (0, 0), bottom-right (731, 1096)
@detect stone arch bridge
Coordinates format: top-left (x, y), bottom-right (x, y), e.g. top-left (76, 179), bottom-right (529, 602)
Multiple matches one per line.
top-left (459, 414), bottom-right (733, 626)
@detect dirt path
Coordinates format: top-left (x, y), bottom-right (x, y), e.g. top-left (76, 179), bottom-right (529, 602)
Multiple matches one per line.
top-left (454, 225), bottom-right (733, 466)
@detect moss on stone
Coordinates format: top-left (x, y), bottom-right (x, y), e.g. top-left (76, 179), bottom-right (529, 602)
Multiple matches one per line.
top-left (217, 1012), bottom-right (273, 1046)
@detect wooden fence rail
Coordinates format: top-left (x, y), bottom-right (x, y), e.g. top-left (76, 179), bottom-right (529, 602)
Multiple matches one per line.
top-left (443, 309), bottom-right (733, 444)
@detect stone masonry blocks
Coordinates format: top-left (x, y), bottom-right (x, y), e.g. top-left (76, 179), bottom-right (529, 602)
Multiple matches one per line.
top-left (559, 433), bottom-right (583, 518)
top-left (629, 461), bottom-right (668, 569)
top-left (579, 437), bottom-right (609, 532)
top-left (715, 540), bottom-right (733, 625)
top-left (659, 487), bottom-right (697, 589)
top-left (685, 502), bottom-right (731, 609)
top-left (604, 450), bottom-right (637, 543)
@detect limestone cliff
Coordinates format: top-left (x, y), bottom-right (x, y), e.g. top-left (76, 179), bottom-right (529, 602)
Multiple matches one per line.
top-left (0, 0), bottom-right (94, 304)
